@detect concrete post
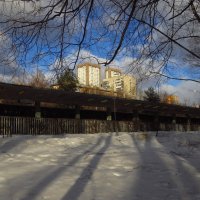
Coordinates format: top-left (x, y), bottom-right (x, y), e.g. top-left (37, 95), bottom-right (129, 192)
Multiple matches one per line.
top-left (35, 101), bottom-right (41, 118)
top-left (154, 114), bottom-right (159, 136)
top-left (187, 115), bottom-right (191, 131)
top-left (106, 107), bottom-right (112, 121)
top-left (172, 115), bottom-right (176, 131)
top-left (75, 105), bottom-right (80, 119)
top-left (132, 110), bottom-right (140, 131)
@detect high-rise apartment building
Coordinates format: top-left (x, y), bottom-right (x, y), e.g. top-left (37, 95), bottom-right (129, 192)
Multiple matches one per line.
top-left (105, 67), bottom-right (122, 79)
top-left (77, 63), bottom-right (136, 99)
top-left (123, 75), bottom-right (137, 98)
top-left (102, 75), bottom-right (136, 98)
top-left (77, 63), bottom-right (101, 87)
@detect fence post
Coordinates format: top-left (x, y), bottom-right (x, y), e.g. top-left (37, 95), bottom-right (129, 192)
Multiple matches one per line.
top-left (106, 107), bottom-right (112, 121)
top-left (132, 110), bottom-right (140, 131)
top-left (186, 115), bottom-right (191, 131)
top-left (75, 105), bottom-right (81, 119)
top-left (35, 101), bottom-right (41, 119)
top-left (154, 114), bottom-right (159, 136)
top-left (172, 114), bottom-right (176, 131)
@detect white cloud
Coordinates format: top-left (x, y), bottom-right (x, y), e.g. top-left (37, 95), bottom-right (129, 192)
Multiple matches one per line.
top-left (50, 49), bottom-right (107, 72)
top-left (0, 32), bottom-right (24, 80)
top-left (149, 0), bottom-right (200, 68)
top-left (160, 82), bottom-right (200, 105)
top-left (0, 0), bottom-right (50, 19)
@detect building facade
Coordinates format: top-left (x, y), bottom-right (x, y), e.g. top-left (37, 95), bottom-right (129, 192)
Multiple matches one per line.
top-left (102, 75), bottom-right (136, 98)
top-left (123, 75), bottom-right (137, 98)
top-left (77, 63), bottom-right (101, 87)
top-left (166, 95), bottom-right (179, 104)
top-left (105, 67), bottom-right (122, 79)
top-left (77, 63), bottom-right (136, 99)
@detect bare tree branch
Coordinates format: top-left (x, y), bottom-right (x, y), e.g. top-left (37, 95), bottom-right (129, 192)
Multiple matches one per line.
top-left (150, 71), bottom-right (200, 83)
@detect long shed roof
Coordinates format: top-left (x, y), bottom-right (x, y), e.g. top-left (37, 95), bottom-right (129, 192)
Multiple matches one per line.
top-left (0, 82), bottom-right (199, 117)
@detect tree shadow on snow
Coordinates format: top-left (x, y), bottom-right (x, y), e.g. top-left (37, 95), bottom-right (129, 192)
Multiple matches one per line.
top-left (19, 135), bottom-right (111, 200)
top-left (60, 135), bottom-right (112, 200)
top-left (129, 133), bottom-right (200, 200)
top-left (0, 135), bottom-right (34, 153)
top-left (130, 134), bottom-right (182, 200)
top-left (156, 136), bottom-right (200, 199)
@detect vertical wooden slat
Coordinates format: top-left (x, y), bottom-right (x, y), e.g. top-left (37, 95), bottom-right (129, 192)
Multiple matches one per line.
top-left (29, 117), bottom-right (31, 135)
top-left (48, 118), bottom-right (50, 135)
top-left (49, 119), bottom-right (53, 135)
top-left (3, 117), bottom-right (5, 136)
top-left (53, 121), bottom-right (56, 134)
top-left (2, 117), bottom-right (4, 136)
top-left (32, 117), bottom-right (34, 135)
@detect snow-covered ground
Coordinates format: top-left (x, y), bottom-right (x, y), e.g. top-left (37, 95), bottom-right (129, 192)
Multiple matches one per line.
top-left (0, 132), bottom-right (200, 200)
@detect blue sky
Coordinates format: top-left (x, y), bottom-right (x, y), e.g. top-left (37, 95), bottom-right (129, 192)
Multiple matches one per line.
top-left (0, 0), bottom-right (199, 105)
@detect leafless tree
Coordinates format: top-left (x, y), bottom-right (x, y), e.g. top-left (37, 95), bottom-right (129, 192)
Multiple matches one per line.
top-left (0, 0), bottom-right (199, 83)
top-left (28, 68), bottom-right (49, 88)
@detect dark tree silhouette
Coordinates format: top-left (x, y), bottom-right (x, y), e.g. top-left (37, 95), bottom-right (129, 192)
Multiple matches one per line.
top-left (57, 69), bottom-right (78, 91)
top-left (144, 87), bottom-right (160, 103)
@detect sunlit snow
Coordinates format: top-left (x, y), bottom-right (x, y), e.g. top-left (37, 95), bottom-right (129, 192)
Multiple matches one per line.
top-left (0, 132), bottom-right (200, 200)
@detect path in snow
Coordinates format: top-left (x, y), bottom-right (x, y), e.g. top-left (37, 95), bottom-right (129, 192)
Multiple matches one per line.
top-left (0, 132), bottom-right (200, 200)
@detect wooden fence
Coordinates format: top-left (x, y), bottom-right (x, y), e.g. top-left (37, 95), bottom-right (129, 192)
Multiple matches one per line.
top-left (0, 116), bottom-right (135, 136)
top-left (140, 122), bottom-right (200, 132)
top-left (0, 116), bottom-right (200, 137)
top-left (159, 123), bottom-right (200, 132)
